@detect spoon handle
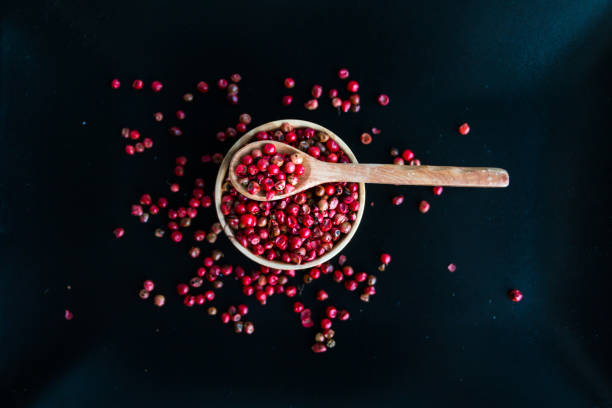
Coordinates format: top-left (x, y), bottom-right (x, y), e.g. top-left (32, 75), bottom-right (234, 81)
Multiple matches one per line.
top-left (319, 164), bottom-right (509, 187)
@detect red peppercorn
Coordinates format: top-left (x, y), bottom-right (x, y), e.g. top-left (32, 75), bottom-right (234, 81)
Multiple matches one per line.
top-left (392, 195), bottom-right (404, 206)
top-left (311, 85), bottom-right (323, 98)
top-left (508, 289), bottom-right (523, 302)
top-left (113, 227), bottom-right (125, 238)
top-left (338, 68), bottom-right (349, 79)
top-left (344, 280), bottom-right (357, 291)
top-left (380, 253), bottom-right (391, 265)
top-left (341, 100), bottom-right (351, 113)
top-left (320, 318), bottom-right (332, 330)
top-left (346, 80), bottom-right (359, 93)
top-left (401, 149), bottom-right (414, 161)
top-left (143, 280), bottom-right (154, 292)
top-left (230, 73), bottom-right (242, 83)
top-left (129, 130), bottom-right (140, 140)
top-left (176, 110), bottom-right (186, 120)
top-left (124, 144), bottom-right (135, 155)
top-left (196, 81), bottom-right (209, 93)
top-left (284, 78), bottom-right (295, 88)
top-left (217, 78), bottom-right (228, 89)
top-left (393, 157), bottom-right (404, 165)
top-left (458, 122), bottom-right (470, 135)
top-left (316, 290), bottom-right (329, 301)
top-left (331, 97), bottom-right (342, 108)
top-left (168, 126), bottom-right (182, 136)
top-left (448, 263), bottom-right (457, 273)
top-left (132, 79), bottom-right (143, 90)
top-left (419, 200), bottom-right (430, 214)
top-left (328, 89), bottom-right (338, 98)
top-left (326, 306), bottom-right (338, 319)
top-left (143, 138), bottom-right (153, 148)
top-left (134, 143), bottom-right (145, 153)
top-left (176, 283), bottom-right (189, 296)
top-left (151, 81), bottom-right (163, 92)
top-left (170, 231), bottom-right (183, 242)
top-left (304, 99), bottom-right (319, 110)
top-left (237, 304), bottom-right (248, 315)
top-left (338, 310), bottom-right (350, 321)
top-left (433, 186), bottom-right (443, 196)
top-left (377, 94), bottom-right (390, 106)
top-left (360, 133), bottom-right (372, 145)
top-left (281, 95), bottom-right (293, 106)
top-left (110, 78), bottom-right (121, 89)
top-left (221, 312), bottom-right (231, 324)
top-left (293, 301), bottom-right (304, 313)
top-left (204, 290), bottom-right (215, 301)
top-left (285, 286), bottom-right (297, 297)
top-left (236, 123), bottom-right (247, 133)
top-left (312, 343), bottom-right (327, 353)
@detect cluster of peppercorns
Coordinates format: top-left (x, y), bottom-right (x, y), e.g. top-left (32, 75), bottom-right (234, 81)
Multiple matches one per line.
top-left (138, 279), bottom-right (166, 307)
top-left (216, 113), bottom-right (252, 142)
top-left (235, 142), bottom-right (305, 199)
top-left (215, 73), bottom-right (242, 105)
top-left (281, 68), bottom-right (389, 113)
top-left (220, 123), bottom-right (360, 265)
top-left (121, 128), bottom-right (154, 155)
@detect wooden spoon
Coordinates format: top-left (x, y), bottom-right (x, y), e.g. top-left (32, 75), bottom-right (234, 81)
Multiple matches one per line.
top-left (229, 140), bottom-right (509, 201)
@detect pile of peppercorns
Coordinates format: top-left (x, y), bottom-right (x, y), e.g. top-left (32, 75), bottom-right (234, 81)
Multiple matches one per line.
top-left (221, 123), bottom-right (360, 265)
top-left (234, 142), bottom-right (305, 199)
top-left (107, 72), bottom-right (522, 354)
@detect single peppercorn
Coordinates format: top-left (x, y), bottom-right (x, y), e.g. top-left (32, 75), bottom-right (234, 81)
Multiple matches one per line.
top-left (151, 81), bottom-right (163, 92)
top-left (153, 294), bottom-right (165, 307)
top-left (207, 306), bottom-right (217, 316)
top-left (419, 200), bottom-right (430, 214)
top-left (284, 78), bottom-right (295, 88)
top-left (111, 78), bottom-right (121, 89)
top-left (154, 112), bottom-right (163, 122)
top-left (196, 81), bottom-right (209, 93)
top-left (433, 186), bottom-right (443, 196)
top-left (377, 94), bottom-right (390, 106)
top-left (243, 321), bottom-right (255, 334)
top-left (360, 132), bottom-right (372, 144)
top-left (113, 227), bottom-right (125, 238)
top-left (508, 289), bottom-right (523, 302)
top-left (391, 194), bottom-right (405, 206)
top-left (338, 68), bottom-right (349, 79)
top-left (138, 289), bottom-right (150, 299)
top-left (458, 122), bottom-right (470, 135)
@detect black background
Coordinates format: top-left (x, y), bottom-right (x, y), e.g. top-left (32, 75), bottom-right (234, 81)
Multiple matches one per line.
top-left (1, 1), bottom-right (611, 407)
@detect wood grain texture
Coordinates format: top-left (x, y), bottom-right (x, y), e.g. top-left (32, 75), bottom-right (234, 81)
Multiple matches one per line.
top-left (229, 140), bottom-right (509, 201)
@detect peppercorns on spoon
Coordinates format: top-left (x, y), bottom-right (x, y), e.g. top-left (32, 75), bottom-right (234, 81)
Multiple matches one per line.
top-left (229, 140), bottom-right (509, 202)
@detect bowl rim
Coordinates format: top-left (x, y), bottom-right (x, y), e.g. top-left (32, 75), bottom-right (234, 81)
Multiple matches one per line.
top-left (214, 119), bottom-right (366, 270)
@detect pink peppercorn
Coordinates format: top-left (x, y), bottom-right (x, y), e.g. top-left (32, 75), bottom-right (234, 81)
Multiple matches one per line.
top-left (312, 343), bottom-right (327, 353)
top-left (320, 318), bottom-right (332, 330)
top-left (110, 78), bottom-right (121, 89)
top-left (392, 195), bottom-right (404, 206)
top-left (132, 79), bottom-right (143, 90)
top-left (326, 306), bottom-right (338, 319)
top-left (508, 289), bottom-right (523, 302)
top-left (125, 145), bottom-right (135, 155)
top-left (419, 200), bottom-right (430, 213)
top-left (346, 80), bottom-right (359, 92)
top-left (170, 231), bottom-right (183, 242)
top-left (338, 310), bottom-right (350, 321)
top-left (281, 95), bottom-right (293, 106)
top-left (143, 280), bottom-right (154, 292)
top-left (217, 78), bottom-right (228, 89)
top-left (176, 283), bottom-right (189, 296)
top-left (338, 68), bottom-right (349, 79)
top-left (284, 78), bottom-right (295, 88)
top-left (377, 94), bottom-right (390, 106)
top-left (316, 290), bottom-right (329, 301)
top-left (380, 253), bottom-right (391, 265)
top-left (293, 302), bottom-right (304, 313)
top-left (433, 186), bottom-right (443, 196)
top-left (459, 122), bottom-right (470, 135)
top-left (113, 227), bottom-right (125, 238)
top-left (151, 81), bottom-right (163, 92)
top-left (196, 81), bottom-right (209, 93)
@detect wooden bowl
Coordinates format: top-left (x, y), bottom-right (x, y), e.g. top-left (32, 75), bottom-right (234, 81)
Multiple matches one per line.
top-left (214, 119), bottom-right (366, 270)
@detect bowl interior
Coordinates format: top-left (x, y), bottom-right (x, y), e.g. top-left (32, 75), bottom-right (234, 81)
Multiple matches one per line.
top-left (214, 119), bottom-right (366, 270)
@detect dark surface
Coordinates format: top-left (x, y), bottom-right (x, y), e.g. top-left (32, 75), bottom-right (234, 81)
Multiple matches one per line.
top-left (1, 1), bottom-right (611, 407)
